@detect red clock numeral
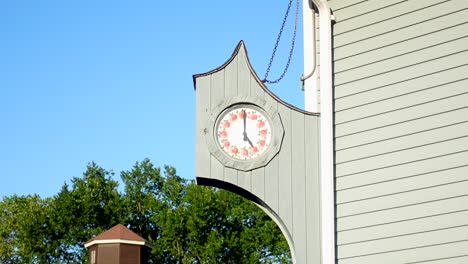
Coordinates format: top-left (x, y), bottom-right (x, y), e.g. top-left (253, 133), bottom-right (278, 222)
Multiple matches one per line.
top-left (242, 148), bottom-right (249, 156)
top-left (231, 147), bottom-right (238, 154)
top-left (239, 111), bottom-right (245, 119)
top-left (252, 146), bottom-right (258, 154)
top-left (220, 131), bottom-right (227, 138)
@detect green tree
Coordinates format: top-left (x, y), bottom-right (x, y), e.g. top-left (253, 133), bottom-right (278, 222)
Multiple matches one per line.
top-left (121, 160), bottom-right (291, 263)
top-left (0, 194), bottom-right (51, 263)
top-left (49, 162), bottom-right (124, 262)
top-left (0, 159), bottom-right (291, 263)
top-left (121, 158), bottom-right (165, 243)
top-left (178, 184), bottom-right (290, 263)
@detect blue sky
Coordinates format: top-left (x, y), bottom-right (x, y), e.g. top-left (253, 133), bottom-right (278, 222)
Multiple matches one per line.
top-left (0, 0), bottom-right (306, 198)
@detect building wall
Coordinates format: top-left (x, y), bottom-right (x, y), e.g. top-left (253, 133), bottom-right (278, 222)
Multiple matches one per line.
top-left (328, 0), bottom-right (468, 263)
top-left (89, 245), bottom-right (98, 264)
top-left (120, 244), bottom-right (140, 264)
top-left (97, 244), bottom-right (120, 264)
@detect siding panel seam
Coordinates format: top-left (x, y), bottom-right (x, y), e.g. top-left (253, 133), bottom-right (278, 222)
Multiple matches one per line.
top-left (335, 106), bottom-right (468, 139)
top-left (334, 0), bottom-right (451, 37)
top-left (336, 92), bottom-right (468, 125)
top-left (335, 77), bottom-right (468, 112)
top-left (335, 6), bottom-right (468, 48)
top-left (337, 150), bottom-right (468, 178)
top-left (333, 0), bottom-right (367, 12)
top-left (335, 36), bottom-right (468, 74)
top-left (336, 135), bottom-right (468, 165)
top-left (404, 254), bottom-right (468, 264)
top-left (337, 195), bottom-right (468, 219)
top-left (335, 49), bottom-right (468, 87)
top-left (337, 164), bottom-right (468, 191)
top-left (335, 63), bottom-right (468, 99)
top-left (337, 224), bottom-right (468, 246)
top-left (336, 0), bottom-right (408, 23)
top-left (337, 180), bottom-right (468, 205)
top-left (338, 209), bottom-right (468, 232)
top-left (338, 239), bottom-right (468, 260)
top-left (336, 121), bottom-right (468, 151)
top-left (335, 21), bottom-right (468, 61)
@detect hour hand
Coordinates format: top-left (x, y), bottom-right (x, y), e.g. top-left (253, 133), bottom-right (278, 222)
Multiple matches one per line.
top-left (246, 137), bottom-right (254, 147)
top-left (243, 132), bottom-right (254, 147)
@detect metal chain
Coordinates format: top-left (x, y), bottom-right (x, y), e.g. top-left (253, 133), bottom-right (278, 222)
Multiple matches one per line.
top-left (262, 0), bottom-right (300, 84)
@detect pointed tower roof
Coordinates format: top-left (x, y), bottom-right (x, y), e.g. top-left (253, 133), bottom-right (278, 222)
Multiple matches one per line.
top-left (84, 224), bottom-right (152, 249)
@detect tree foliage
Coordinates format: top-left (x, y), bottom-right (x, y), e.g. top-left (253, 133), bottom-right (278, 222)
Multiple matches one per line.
top-left (0, 159), bottom-right (291, 263)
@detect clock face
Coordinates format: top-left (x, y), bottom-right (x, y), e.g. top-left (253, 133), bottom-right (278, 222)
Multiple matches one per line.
top-left (215, 105), bottom-right (272, 160)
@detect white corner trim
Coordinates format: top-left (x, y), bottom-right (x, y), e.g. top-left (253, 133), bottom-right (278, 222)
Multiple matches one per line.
top-left (84, 239), bottom-right (153, 249)
top-left (309, 0), bottom-right (336, 264)
top-left (303, 0), bottom-right (319, 112)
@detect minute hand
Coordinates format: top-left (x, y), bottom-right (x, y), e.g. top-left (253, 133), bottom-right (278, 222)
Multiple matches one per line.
top-left (243, 110), bottom-right (247, 133)
top-left (242, 110), bottom-right (254, 147)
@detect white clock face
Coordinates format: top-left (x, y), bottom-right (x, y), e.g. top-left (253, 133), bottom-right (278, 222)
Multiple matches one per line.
top-left (215, 105), bottom-right (272, 160)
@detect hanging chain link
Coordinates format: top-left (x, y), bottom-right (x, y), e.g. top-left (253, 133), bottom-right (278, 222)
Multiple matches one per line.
top-left (262, 0), bottom-right (300, 84)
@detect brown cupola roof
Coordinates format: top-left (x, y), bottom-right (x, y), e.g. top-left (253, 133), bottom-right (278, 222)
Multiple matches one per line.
top-left (84, 224), bottom-right (152, 249)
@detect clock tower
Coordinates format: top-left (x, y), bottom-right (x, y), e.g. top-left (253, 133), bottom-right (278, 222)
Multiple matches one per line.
top-left (193, 41), bottom-right (321, 264)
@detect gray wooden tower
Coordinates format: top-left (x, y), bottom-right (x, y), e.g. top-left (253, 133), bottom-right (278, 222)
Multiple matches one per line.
top-left (193, 41), bottom-right (322, 264)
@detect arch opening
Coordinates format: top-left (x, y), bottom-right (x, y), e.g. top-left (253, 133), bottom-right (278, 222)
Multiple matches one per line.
top-left (196, 177), bottom-right (297, 263)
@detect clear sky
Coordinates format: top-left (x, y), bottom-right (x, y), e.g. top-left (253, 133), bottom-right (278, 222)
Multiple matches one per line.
top-left (0, 0), bottom-right (306, 198)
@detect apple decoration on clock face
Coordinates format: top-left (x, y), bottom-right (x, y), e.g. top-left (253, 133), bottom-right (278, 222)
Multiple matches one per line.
top-left (216, 105), bottom-right (272, 160)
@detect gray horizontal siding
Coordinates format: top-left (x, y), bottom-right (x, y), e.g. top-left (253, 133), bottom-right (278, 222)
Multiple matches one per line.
top-left (336, 107), bottom-right (468, 151)
top-left (334, 7), bottom-right (468, 62)
top-left (338, 210), bottom-right (468, 244)
top-left (334, 49), bottom-right (468, 97)
top-left (336, 93), bottom-right (468, 137)
top-left (329, 0), bottom-right (468, 262)
top-left (337, 165), bottom-right (468, 201)
top-left (337, 195), bottom-right (468, 230)
top-left (338, 225), bottom-right (468, 259)
top-left (337, 150), bottom-right (468, 190)
top-left (409, 256), bottom-right (468, 264)
top-left (337, 181), bottom-right (468, 217)
top-left (333, 0), bottom-right (465, 46)
top-left (336, 136), bottom-right (468, 177)
top-left (336, 121), bottom-right (468, 163)
top-left (334, 36), bottom-right (468, 87)
top-left (338, 240), bottom-right (468, 264)
top-left (334, 21), bottom-right (468, 74)
top-left (333, 0), bottom-right (407, 23)
top-left (335, 63), bottom-right (468, 111)
top-left (329, 0), bottom-right (367, 12)
top-left (335, 78), bottom-right (468, 125)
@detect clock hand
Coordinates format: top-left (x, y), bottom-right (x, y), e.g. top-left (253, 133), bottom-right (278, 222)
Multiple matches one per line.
top-left (242, 131), bottom-right (254, 148)
top-left (243, 131), bottom-right (252, 145)
top-left (242, 109), bottom-right (247, 134)
top-left (246, 136), bottom-right (254, 148)
top-left (241, 110), bottom-right (254, 147)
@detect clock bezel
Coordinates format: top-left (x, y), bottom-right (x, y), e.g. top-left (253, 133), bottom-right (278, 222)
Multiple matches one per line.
top-left (205, 95), bottom-right (284, 172)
